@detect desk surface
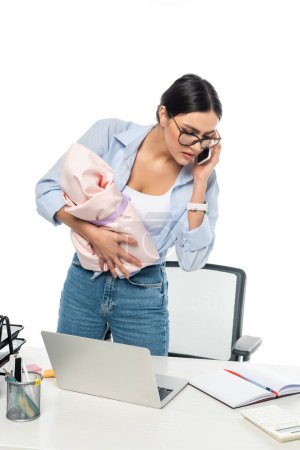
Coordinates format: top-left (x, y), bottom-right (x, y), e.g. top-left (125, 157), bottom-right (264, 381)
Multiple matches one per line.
top-left (1, 347), bottom-right (300, 450)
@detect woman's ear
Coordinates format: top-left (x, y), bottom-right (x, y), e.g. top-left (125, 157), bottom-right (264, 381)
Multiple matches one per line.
top-left (158, 105), bottom-right (169, 128)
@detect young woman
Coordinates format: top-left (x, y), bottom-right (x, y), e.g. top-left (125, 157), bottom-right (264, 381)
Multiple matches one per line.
top-left (35, 73), bottom-right (222, 356)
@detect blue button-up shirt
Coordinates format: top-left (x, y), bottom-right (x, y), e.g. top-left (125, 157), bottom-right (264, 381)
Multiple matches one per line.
top-left (35, 118), bottom-right (219, 272)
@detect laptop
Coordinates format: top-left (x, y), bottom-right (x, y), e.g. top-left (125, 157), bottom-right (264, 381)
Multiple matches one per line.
top-left (41, 331), bottom-right (188, 408)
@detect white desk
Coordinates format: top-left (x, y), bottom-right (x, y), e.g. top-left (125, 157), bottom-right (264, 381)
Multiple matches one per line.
top-left (1, 347), bottom-right (300, 450)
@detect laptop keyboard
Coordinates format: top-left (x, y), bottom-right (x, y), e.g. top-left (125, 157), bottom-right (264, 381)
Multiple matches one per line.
top-left (158, 387), bottom-right (173, 401)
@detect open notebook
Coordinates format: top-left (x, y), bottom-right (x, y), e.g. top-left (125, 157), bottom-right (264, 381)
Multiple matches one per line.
top-left (189, 365), bottom-right (300, 408)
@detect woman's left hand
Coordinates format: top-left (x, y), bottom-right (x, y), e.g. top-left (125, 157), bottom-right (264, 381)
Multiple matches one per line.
top-left (192, 142), bottom-right (222, 184)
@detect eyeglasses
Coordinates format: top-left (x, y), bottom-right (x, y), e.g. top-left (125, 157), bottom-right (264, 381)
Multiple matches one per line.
top-left (168, 110), bottom-right (221, 150)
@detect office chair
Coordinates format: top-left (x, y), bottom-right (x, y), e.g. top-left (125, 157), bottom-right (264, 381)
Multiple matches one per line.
top-left (166, 262), bottom-right (262, 362)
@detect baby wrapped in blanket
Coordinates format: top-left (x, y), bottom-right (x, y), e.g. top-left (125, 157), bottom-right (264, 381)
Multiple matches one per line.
top-left (60, 142), bottom-right (160, 276)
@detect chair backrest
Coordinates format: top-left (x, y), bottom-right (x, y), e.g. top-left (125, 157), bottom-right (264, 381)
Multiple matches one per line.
top-left (166, 262), bottom-right (246, 361)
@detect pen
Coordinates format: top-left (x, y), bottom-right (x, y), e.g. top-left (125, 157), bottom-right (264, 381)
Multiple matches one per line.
top-left (20, 353), bottom-right (36, 398)
top-left (224, 369), bottom-right (279, 397)
top-left (8, 354), bottom-right (16, 375)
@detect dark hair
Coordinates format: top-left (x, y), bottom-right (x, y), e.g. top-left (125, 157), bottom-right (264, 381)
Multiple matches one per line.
top-left (156, 73), bottom-right (222, 122)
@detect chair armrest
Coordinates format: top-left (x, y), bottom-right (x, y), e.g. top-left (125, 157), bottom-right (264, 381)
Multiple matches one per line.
top-left (232, 335), bottom-right (262, 361)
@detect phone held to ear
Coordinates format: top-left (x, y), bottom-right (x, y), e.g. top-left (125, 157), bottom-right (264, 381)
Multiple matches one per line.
top-left (197, 147), bottom-right (211, 165)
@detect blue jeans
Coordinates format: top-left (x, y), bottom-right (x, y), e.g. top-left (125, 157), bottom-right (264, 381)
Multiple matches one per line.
top-left (57, 253), bottom-right (169, 355)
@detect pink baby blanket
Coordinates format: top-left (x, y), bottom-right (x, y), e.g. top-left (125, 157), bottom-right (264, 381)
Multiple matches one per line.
top-left (60, 143), bottom-right (160, 276)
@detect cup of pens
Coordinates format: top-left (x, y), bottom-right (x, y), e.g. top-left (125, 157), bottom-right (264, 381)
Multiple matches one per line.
top-left (5, 371), bottom-right (43, 421)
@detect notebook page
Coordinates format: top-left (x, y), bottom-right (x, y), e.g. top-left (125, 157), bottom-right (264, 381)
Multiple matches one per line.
top-left (189, 369), bottom-right (273, 408)
top-left (233, 365), bottom-right (300, 394)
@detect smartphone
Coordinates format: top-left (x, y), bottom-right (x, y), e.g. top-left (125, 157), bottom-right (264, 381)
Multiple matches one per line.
top-left (197, 147), bottom-right (211, 165)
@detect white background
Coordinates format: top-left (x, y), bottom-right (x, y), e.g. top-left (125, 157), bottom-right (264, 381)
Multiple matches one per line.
top-left (1, 0), bottom-right (299, 365)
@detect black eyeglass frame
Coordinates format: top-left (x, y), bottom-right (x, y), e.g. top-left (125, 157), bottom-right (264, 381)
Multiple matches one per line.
top-left (167, 110), bottom-right (222, 149)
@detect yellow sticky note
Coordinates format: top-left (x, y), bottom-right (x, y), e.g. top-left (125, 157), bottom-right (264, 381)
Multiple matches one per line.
top-left (43, 369), bottom-right (56, 378)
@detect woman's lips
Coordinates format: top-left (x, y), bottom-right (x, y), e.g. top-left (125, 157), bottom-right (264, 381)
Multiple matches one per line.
top-left (182, 152), bottom-right (194, 160)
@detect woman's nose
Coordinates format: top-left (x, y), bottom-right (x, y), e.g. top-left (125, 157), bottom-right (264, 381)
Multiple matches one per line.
top-left (190, 142), bottom-right (201, 153)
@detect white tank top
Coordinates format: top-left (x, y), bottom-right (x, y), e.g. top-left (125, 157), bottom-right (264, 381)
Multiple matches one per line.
top-left (122, 184), bottom-right (173, 242)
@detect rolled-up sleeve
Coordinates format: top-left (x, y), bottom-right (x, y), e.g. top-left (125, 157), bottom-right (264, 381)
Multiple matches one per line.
top-left (35, 119), bottom-right (116, 226)
top-left (174, 170), bottom-right (219, 271)
top-left (35, 155), bottom-right (68, 225)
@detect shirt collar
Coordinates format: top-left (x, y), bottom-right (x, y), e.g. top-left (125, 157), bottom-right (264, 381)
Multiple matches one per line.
top-left (114, 124), bottom-right (155, 154)
top-left (114, 123), bottom-right (194, 185)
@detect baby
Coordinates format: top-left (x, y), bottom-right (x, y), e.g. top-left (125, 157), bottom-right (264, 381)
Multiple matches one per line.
top-left (60, 142), bottom-right (160, 277)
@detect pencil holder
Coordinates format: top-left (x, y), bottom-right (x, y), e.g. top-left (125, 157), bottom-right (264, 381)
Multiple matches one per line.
top-left (5, 371), bottom-right (43, 421)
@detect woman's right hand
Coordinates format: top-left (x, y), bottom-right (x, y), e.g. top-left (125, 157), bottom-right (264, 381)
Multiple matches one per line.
top-left (55, 207), bottom-right (141, 279)
top-left (88, 227), bottom-right (142, 279)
